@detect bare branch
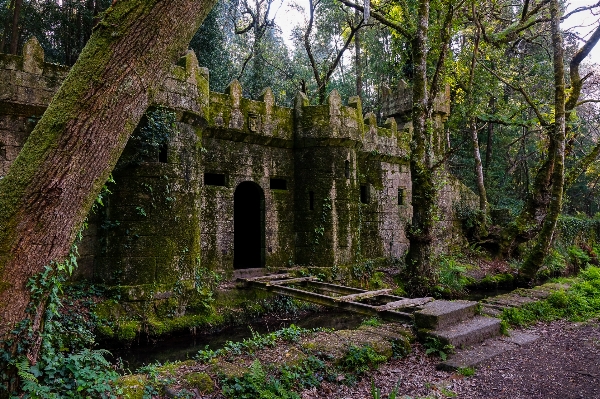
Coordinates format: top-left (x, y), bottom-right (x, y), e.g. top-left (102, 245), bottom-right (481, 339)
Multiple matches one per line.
top-left (562, 1), bottom-right (600, 21)
top-left (336, 0), bottom-right (411, 38)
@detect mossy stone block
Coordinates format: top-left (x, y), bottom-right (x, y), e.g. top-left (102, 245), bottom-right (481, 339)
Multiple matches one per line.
top-left (183, 372), bottom-right (214, 393)
top-left (117, 375), bottom-right (148, 399)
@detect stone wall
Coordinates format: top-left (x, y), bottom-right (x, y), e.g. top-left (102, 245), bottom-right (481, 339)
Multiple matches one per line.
top-left (0, 38), bottom-right (477, 290)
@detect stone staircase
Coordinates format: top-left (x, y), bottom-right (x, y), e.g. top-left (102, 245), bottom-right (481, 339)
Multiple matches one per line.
top-left (415, 300), bottom-right (501, 349)
top-left (414, 298), bottom-right (540, 370)
top-left (414, 299), bottom-right (540, 370)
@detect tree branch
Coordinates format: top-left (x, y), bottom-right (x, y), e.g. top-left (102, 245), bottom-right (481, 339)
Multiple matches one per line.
top-left (336, 0), bottom-right (411, 38)
top-left (479, 61), bottom-right (549, 126)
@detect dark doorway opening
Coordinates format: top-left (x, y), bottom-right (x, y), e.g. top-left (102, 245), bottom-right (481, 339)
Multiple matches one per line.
top-left (234, 181), bottom-right (265, 269)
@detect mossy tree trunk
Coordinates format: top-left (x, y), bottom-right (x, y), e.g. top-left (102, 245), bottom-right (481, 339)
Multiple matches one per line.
top-left (405, 0), bottom-right (437, 294)
top-left (0, 0), bottom-right (217, 341)
top-left (499, 13), bottom-right (600, 260)
top-left (519, 0), bottom-right (565, 279)
top-left (519, 4), bottom-right (600, 279)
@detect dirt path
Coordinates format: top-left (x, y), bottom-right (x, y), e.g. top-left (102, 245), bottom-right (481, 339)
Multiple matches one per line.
top-left (301, 319), bottom-right (600, 399)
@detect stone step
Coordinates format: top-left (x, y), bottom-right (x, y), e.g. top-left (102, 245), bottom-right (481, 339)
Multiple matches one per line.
top-left (480, 305), bottom-right (503, 317)
top-left (414, 300), bottom-right (477, 330)
top-left (428, 315), bottom-right (501, 348)
top-left (483, 294), bottom-right (537, 308)
top-left (438, 330), bottom-right (540, 370)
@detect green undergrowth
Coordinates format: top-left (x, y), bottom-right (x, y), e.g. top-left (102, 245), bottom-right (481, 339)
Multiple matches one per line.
top-left (432, 256), bottom-right (475, 298)
top-left (195, 324), bottom-right (320, 362)
top-left (122, 322), bottom-right (412, 398)
top-left (502, 266), bottom-right (600, 327)
top-left (0, 253), bottom-right (121, 398)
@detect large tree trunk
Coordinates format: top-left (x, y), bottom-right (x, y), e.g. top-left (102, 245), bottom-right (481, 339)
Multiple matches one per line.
top-left (8, 0), bottom-right (21, 54)
top-left (0, 0), bottom-right (14, 53)
top-left (499, 136), bottom-right (556, 256)
top-left (467, 22), bottom-right (488, 234)
top-left (0, 0), bottom-right (217, 340)
top-left (405, 0), bottom-right (436, 294)
top-left (355, 8), bottom-right (363, 99)
top-left (519, 0), bottom-right (565, 279)
top-left (499, 16), bottom-right (600, 259)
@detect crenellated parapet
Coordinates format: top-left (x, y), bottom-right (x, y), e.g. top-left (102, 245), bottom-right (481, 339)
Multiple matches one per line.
top-left (206, 80), bottom-right (294, 147)
top-left (294, 90), bottom-right (363, 147)
top-left (0, 38), bottom-right (69, 114)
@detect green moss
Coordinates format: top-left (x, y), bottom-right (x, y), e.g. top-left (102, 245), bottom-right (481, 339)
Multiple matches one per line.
top-left (478, 273), bottom-right (515, 288)
top-left (183, 372), bottom-right (214, 393)
top-left (117, 320), bottom-right (140, 341)
top-left (117, 375), bottom-right (148, 399)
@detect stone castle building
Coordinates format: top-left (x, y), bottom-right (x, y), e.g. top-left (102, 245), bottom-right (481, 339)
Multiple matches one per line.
top-left (0, 38), bottom-right (475, 290)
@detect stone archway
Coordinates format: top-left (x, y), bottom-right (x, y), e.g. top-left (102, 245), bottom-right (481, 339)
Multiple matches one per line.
top-left (233, 181), bottom-right (265, 269)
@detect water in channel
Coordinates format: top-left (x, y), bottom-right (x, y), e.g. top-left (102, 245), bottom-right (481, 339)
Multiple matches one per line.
top-left (111, 310), bottom-right (364, 370)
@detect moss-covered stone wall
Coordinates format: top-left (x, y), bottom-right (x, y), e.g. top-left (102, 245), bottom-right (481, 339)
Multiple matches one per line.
top-left (0, 42), bottom-right (475, 290)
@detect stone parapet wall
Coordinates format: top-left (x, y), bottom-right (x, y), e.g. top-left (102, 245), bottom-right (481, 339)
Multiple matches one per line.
top-left (0, 38), bottom-right (68, 176)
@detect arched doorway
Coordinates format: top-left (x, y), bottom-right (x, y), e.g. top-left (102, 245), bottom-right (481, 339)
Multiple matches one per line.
top-left (234, 181), bottom-right (265, 269)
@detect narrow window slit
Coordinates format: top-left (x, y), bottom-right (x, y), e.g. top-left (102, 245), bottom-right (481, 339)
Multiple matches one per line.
top-left (360, 185), bottom-right (369, 204)
top-left (270, 178), bottom-right (287, 190)
top-left (204, 173), bottom-right (227, 186)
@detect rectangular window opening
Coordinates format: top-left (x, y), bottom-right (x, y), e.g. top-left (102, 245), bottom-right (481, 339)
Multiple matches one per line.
top-left (158, 144), bottom-right (168, 163)
top-left (309, 191), bottom-right (314, 210)
top-left (204, 172), bottom-right (227, 186)
top-left (270, 178), bottom-right (287, 190)
top-left (360, 185), bottom-right (369, 204)
top-left (398, 188), bottom-right (405, 206)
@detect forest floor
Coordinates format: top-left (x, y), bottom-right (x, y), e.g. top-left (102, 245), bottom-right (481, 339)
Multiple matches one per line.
top-left (309, 318), bottom-right (600, 399)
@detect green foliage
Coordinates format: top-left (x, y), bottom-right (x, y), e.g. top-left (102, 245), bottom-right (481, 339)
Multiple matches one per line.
top-left (361, 317), bottom-right (383, 327)
top-left (557, 215), bottom-right (600, 244)
top-left (352, 259), bottom-right (375, 287)
top-left (499, 320), bottom-right (510, 336)
top-left (424, 337), bottom-right (454, 361)
top-left (0, 247), bottom-right (119, 398)
top-left (391, 338), bottom-right (411, 359)
top-left (502, 266), bottom-right (600, 327)
top-left (371, 379), bottom-right (399, 399)
top-left (135, 363), bottom-right (177, 399)
top-left (116, 107), bottom-right (177, 169)
top-left (196, 325), bottom-right (317, 362)
top-left (278, 356), bottom-right (328, 390)
top-left (221, 360), bottom-right (301, 399)
top-left (338, 345), bottom-right (387, 375)
top-left (457, 367), bottom-right (476, 377)
top-left (568, 245), bottom-right (592, 271)
top-left (17, 349), bottom-right (119, 399)
top-left (537, 249), bottom-right (567, 279)
top-left (433, 256), bottom-right (473, 298)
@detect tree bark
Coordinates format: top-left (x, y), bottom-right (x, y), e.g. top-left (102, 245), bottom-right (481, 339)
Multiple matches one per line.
top-left (467, 20), bottom-right (488, 228)
top-left (405, 0), bottom-right (436, 294)
top-left (355, 8), bottom-right (363, 99)
top-left (0, 0), bottom-right (14, 53)
top-left (519, 0), bottom-right (565, 279)
top-left (8, 0), bottom-right (21, 54)
top-left (0, 0), bottom-right (217, 339)
top-left (484, 98), bottom-right (494, 173)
